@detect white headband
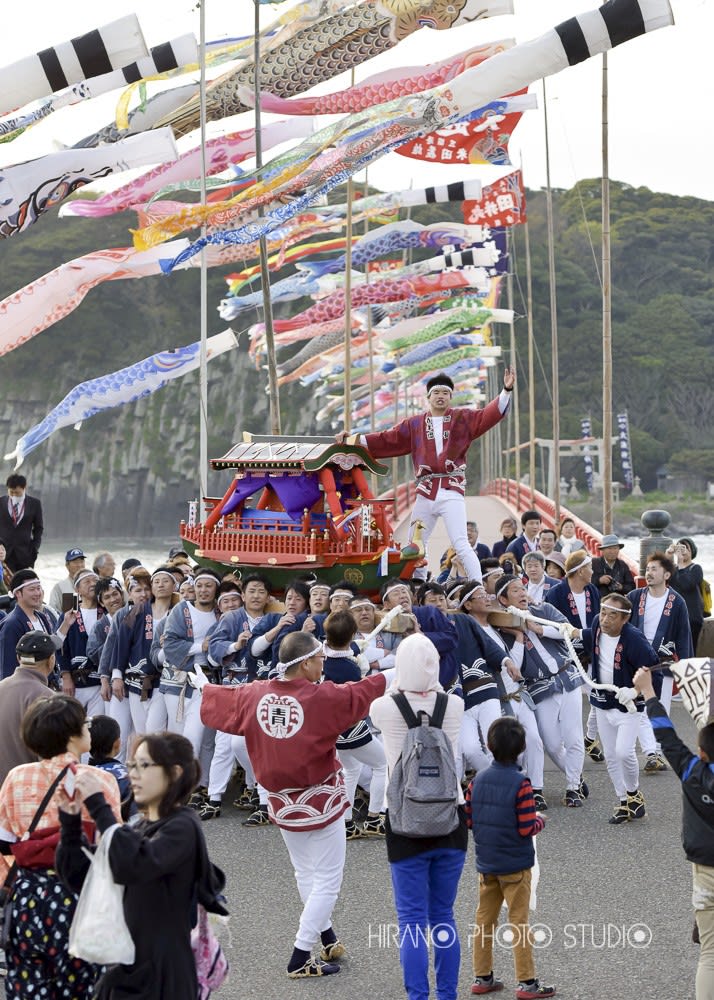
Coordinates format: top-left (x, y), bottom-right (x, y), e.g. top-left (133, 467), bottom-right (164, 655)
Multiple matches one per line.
top-left (278, 643), bottom-right (323, 678)
top-left (330, 589), bottom-right (354, 600)
top-left (309, 583), bottom-right (330, 593)
top-left (194, 572), bottom-right (219, 585)
top-left (73, 570), bottom-right (98, 589)
top-left (482, 567), bottom-right (504, 579)
top-left (382, 581), bottom-right (410, 598)
top-left (565, 555), bottom-right (592, 577)
top-left (600, 602), bottom-right (632, 616)
top-left (151, 569), bottom-right (177, 587)
top-left (427, 383), bottom-right (453, 396)
top-left (349, 599), bottom-right (374, 611)
top-left (11, 577), bottom-right (40, 594)
top-left (459, 584), bottom-right (484, 608)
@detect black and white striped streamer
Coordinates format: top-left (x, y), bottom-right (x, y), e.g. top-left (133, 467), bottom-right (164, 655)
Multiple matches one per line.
top-left (448, 0), bottom-right (673, 115)
top-left (401, 180), bottom-right (482, 207)
top-left (0, 15), bottom-right (148, 115)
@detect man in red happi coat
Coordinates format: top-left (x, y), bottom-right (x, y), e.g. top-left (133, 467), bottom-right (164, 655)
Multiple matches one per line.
top-left (336, 366), bottom-right (514, 582)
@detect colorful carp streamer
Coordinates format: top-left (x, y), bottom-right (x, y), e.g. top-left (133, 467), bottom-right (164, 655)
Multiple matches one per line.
top-left (395, 92), bottom-right (533, 166)
top-left (0, 15), bottom-right (148, 116)
top-left (61, 119), bottom-right (313, 218)
top-left (219, 230), bottom-right (496, 318)
top-left (148, 0), bottom-right (673, 269)
top-left (381, 305), bottom-right (513, 352)
top-left (461, 170), bottom-right (526, 226)
top-left (0, 128), bottom-right (178, 238)
top-left (154, 0), bottom-right (513, 138)
top-left (4, 331), bottom-right (238, 469)
top-left (246, 39), bottom-right (514, 115)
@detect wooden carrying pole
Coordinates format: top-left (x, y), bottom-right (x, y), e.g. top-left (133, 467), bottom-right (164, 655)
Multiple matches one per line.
top-left (602, 53), bottom-right (613, 533)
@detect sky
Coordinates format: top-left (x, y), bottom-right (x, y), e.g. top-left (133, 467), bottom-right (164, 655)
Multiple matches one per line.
top-left (2, 0), bottom-right (712, 203)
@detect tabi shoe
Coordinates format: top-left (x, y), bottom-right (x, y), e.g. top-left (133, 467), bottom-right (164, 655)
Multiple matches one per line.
top-left (287, 958), bottom-right (341, 978)
top-left (577, 776), bottom-right (589, 800)
top-left (627, 789), bottom-right (646, 820)
top-left (471, 973), bottom-right (505, 994)
top-left (562, 789), bottom-right (582, 808)
top-left (515, 980), bottom-right (556, 999)
top-left (643, 753), bottom-right (668, 773)
top-left (532, 789), bottom-right (548, 811)
top-left (608, 800), bottom-right (631, 825)
top-left (345, 820), bottom-right (366, 840)
top-left (198, 801), bottom-right (221, 821)
top-left (362, 814), bottom-right (386, 836)
top-left (242, 806), bottom-right (270, 827)
top-left (188, 786), bottom-right (209, 810)
top-left (319, 941), bottom-right (346, 962)
top-left (584, 737), bottom-right (605, 763)
top-left (233, 787), bottom-right (259, 810)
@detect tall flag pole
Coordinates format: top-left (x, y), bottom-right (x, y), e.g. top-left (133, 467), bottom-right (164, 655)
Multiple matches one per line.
top-left (254, 0), bottom-right (281, 433)
top-left (602, 52), bottom-right (613, 532)
top-left (199, 0), bottom-right (209, 515)
top-left (543, 78), bottom-right (561, 519)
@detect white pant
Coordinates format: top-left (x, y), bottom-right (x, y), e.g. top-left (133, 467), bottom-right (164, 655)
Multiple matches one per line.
top-left (183, 692), bottom-right (215, 784)
top-left (460, 701), bottom-right (501, 773)
top-left (207, 730), bottom-right (237, 800)
top-left (230, 736), bottom-right (267, 804)
top-left (585, 702), bottom-right (599, 741)
top-left (534, 688), bottom-right (585, 790)
top-left (596, 707), bottom-right (641, 799)
top-left (638, 675), bottom-right (674, 754)
top-left (280, 818), bottom-right (348, 952)
top-left (145, 689), bottom-right (169, 733)
top-left (510, 699), bottom-right (544, 789)
top-left (106, 693), bottom-right (133, 763)
top-left (73, 686), bottom-right (105, 718)
top-left (409, 489), bottom-right (481, 582)
top-left (128, 691), bottom-right (150, 736)
top-left (160, 690), bottom-right (187, 734)
top-left (338, 737), bottom-right (387, 815)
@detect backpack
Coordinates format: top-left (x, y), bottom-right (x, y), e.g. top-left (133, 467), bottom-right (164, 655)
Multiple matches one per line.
top-left (700, 578), bottom-right (712, 618)
top-left (386, 691), bottom-right (460, 838)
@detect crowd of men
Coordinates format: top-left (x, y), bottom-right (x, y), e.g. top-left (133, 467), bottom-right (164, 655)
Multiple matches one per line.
top-left (0, 507), bottom-right (698, 832)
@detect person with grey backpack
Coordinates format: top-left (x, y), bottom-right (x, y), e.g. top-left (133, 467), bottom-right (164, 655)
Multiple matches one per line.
top-left (370, 633), bottom-right (467, 1000)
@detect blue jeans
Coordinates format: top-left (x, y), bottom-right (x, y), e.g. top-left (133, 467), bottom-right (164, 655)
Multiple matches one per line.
top-left (389, 848), bottom-right (466, 1000)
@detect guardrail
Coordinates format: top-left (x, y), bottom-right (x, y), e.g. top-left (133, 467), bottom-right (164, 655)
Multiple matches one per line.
top-left (378, 481), bottom-right (417, 523)
top-left (483, 478), bottom-right (641, 580)
top-left (483, 478), bottom-right (604, 554)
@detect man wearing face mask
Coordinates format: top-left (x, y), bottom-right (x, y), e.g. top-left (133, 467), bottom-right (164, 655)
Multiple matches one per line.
top-left (0, 474), bottom-right (44, 573)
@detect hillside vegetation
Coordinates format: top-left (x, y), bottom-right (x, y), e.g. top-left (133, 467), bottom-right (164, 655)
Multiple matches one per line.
top-left (0, 179), bottom-right (711, 537)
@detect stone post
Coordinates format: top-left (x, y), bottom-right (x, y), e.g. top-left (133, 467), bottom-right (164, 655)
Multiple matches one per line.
top-left (639, 509), bottom-right (673, 577)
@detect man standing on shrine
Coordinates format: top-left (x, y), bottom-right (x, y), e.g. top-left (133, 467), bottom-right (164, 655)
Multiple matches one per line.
top-left (336, 367), bottom-right (514, 582)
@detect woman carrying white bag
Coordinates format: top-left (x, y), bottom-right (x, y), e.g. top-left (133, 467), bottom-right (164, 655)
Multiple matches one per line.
top-left (57, 732), bottom-right (228, 1000)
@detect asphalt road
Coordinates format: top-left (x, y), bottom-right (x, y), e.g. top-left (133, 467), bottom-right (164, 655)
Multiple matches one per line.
top-left (204, 701), bottom-right (701, 1000)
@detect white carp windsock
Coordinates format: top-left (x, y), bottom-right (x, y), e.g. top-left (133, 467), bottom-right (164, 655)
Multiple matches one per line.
top-left (0, 35), bottom-right (198, 141)
top-left (0, 127), bottom-right (178, 238)
top-left (0, 15), bottom-right (149, 115)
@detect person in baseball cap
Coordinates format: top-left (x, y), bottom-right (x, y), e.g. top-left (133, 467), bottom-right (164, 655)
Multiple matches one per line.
top-left (48, 549), bottom-right (86, 615)
top-left (16, 631), bottom-right (63, 662)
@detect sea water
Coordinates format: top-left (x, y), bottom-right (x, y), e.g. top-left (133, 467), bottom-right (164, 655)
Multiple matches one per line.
top-left (32, 534), bottom-right (714, 593)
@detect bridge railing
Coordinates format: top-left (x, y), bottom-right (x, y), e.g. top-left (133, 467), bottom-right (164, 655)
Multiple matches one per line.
top-left (484, 478), bottom-right (605, 554)
top-left (377, 481), bottom-right (417, 524)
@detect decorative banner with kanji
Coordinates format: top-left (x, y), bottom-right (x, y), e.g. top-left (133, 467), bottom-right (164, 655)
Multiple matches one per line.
top-left (461, 170), bottom-right (526, 228)
top-left (394, 92), bottom-right (533, 167)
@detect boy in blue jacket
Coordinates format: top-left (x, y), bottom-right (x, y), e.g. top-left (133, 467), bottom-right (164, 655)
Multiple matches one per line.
top-left (466, 717), bottom-right (555, 999)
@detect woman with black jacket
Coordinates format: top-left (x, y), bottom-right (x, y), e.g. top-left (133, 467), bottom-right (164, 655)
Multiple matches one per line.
top-left (57, 732), bottom-right (227, 1000)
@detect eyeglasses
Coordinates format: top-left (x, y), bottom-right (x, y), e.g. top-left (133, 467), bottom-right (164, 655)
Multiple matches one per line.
top-left (126, 761), bottom-right (162, 774)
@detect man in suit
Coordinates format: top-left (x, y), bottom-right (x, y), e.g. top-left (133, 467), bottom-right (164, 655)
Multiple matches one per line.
top-left (0, 474), bottom-right (43, 572)
top-left (506, 510), bottom-right (542, 567)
